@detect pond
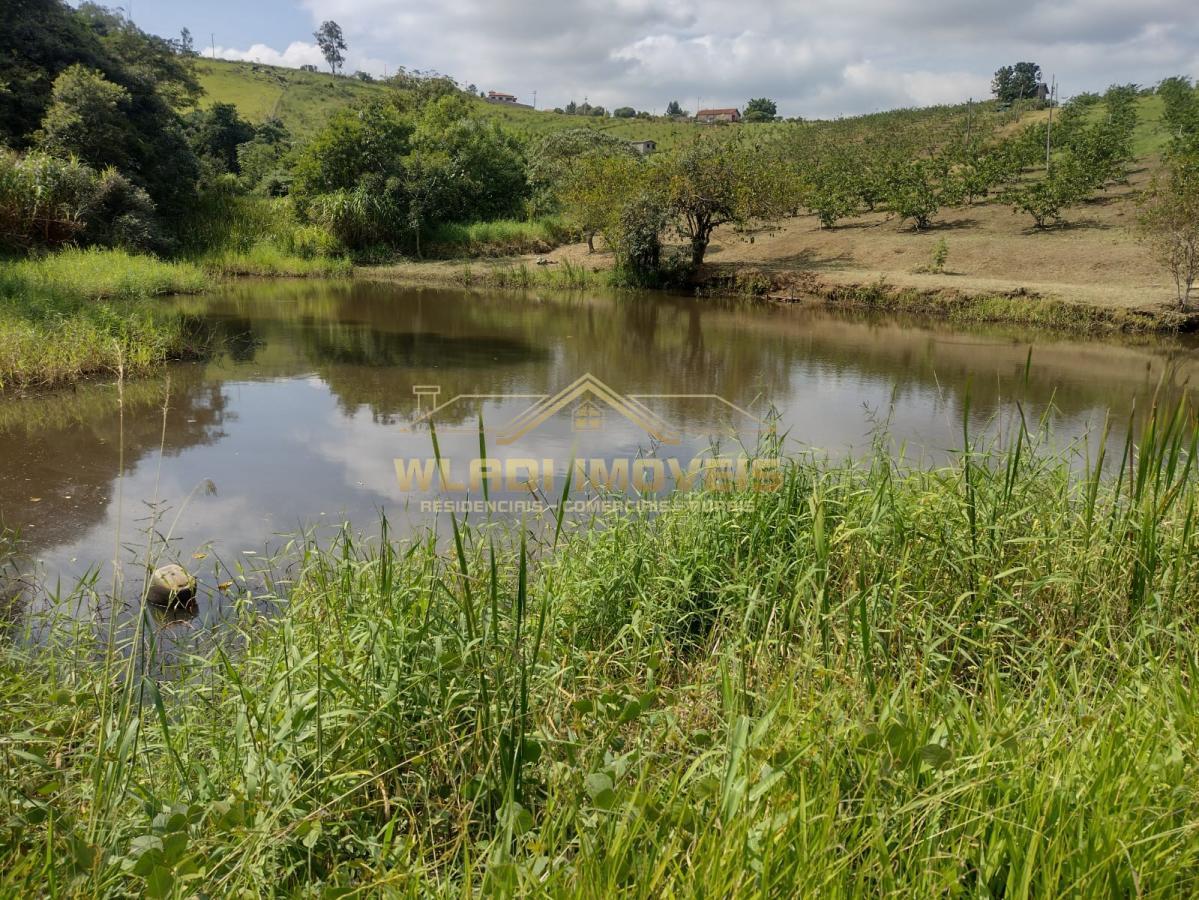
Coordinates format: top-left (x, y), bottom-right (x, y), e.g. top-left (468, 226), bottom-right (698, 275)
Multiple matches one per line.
top-left (1, 278), bottom-right (1196, 626)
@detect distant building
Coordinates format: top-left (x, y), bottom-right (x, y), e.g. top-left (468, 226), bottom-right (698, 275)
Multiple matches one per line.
top-left (485, 90), bottom-right (533, 109)
top-left (696, 107), bottom-right (741, 124)
top-left (630, 139), bottom-right (657, 155)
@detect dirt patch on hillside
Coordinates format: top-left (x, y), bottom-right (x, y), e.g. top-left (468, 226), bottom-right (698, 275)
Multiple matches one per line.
top-left (703, 165), bottom-right (1173, 313)
top-left (361, 164), bottom-right (1195, 330)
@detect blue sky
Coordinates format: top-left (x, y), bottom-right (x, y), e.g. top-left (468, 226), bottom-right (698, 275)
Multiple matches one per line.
top-left (120, 0), bottom-right (309, 55)
top-left (107, 0), bottom-right (1199, 118)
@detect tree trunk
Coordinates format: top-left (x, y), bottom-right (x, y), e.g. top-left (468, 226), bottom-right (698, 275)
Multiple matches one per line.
top-left (690, 234), bottom-right (708, 267)
top-left (586, 231), bottom-right (595, 253)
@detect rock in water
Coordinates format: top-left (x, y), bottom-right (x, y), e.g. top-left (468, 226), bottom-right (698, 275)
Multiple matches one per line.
top-left (147, 564), bottom-right (196, 608)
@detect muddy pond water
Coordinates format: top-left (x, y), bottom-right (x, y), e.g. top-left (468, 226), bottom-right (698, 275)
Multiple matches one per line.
top-left (1, 279), bottom-right (1197, 627)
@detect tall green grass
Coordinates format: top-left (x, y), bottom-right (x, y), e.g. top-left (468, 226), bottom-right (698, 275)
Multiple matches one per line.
top-left (0, 249), bottom-right (207, 390)
top-left (182, 188), bottom-right (351, 277)
top-left (426, 217), bottom-right (577, 258)
top-left (3, 400), bottom-right (1199, 894)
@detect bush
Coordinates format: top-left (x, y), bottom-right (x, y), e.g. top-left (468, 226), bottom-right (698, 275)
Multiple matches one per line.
top-left (0, 149), bottom-right (162, 253)
top-left (80, 167), bottom-right (163, 253)
top-left (886, 160), bottom-right (943, 231)
top-left (307, 187), bottom-right (402, 251)
top-left (1002, 156), bottom-right (1089, 228)
top-left (0, 149), bottom-right (95, 250)
top-left (178, 182), bottom-right (348, 270)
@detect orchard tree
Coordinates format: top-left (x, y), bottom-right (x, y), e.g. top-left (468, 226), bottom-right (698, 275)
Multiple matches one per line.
top-left (527, 128), bottom-right (637, 218)
top-left (992, 62), bottom-right (1042, 103)
top-left (1138, 156), bottom-right (1199, 309)
top-left (1002, 155), bottom-right (1088, 228)
top-left (886, 159), bottom-right (953, 231)
top-left (314, 21), bottom-right (347, 75)
top-left (560, 152), bottom-right (647, 255)
top-left (743, 97), bottom-right (778, 122)
top-left (656, 136), bottom-right (797, 266)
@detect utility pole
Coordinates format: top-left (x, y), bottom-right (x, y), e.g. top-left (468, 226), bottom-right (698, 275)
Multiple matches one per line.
top-left (532, 89), bottom-right (537, 109)
top-left (1045, 75), bottom-right (1056, 174)
top-left (211, 33), bottom-right (216, 59)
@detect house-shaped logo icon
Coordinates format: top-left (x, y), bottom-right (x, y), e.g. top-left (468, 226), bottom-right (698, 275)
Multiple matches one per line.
top-left (572, 398), bottom-right (605, 432)
top-left (493, 374), bottom-right (679, 445)
top-left (406, 372), bottom-right (768, 446)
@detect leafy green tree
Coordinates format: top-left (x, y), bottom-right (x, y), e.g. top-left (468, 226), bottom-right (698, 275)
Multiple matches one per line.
top-left (1001, 154), bottom-right (1088, 228)
top-left (314, 20), bottom-right (347, 75)
top-left (236, 118), bottom-right (292, 193)
top-left (412, 96), bottom-right (528, 222)
top-left (1158, 76), bottom-right (1198, 150)
top-left (0, 1), bottom-right (200, 221)
top-left (291, 100), bottom-right (414, 199)
top-left (177, 27), bottom-right (196, 56)
top-left (656, 136), bottom-right (797, 266)
top-left (886, 159), bottom-right (947, 231)
top-left (81, 165), bottom-right (162, 251)
top-left (613, 107), bottom-right (636, 118)
top-left (665, 100), bottom-right (684, 117)
top-left (527, 128), bottom-right (637, 218)
top-left (186, 102), bottom-right (256, 176)
top-left (992, 62), bottom-right (1042, 103)
top-left (37, 65), bottom-right (130, 170)
top-left (560, 152), bottom-right (650, 261)
top-left (743, 98), bottom-right (778, 123)
top-left (804, 157), bottom-right (861, 227)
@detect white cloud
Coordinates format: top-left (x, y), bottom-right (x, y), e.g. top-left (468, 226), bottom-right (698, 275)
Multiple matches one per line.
top-left (215, 40), bottom-right (389, 77)
top-left (227, 0), bottom-right (1199, 117)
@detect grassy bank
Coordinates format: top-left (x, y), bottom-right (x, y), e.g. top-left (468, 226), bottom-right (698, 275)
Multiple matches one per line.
top-left (183, 191), bottom-right (353, 278)
top-left (0, 249), bottom-right (209, 390)
top-left (701, 268), bottom-right (1198, 334)
top-left (199, 246), bottom-right (352, 278)
top-left (4, 404), bottom-right (1199, 894)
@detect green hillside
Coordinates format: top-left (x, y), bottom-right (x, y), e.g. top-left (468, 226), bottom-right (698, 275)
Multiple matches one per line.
top-left (194, 59), bottom-right (390, 139)
top-left (194, 58), bottom-right (711, 148)
top-left (195, 58), bottom-right (1179, 159)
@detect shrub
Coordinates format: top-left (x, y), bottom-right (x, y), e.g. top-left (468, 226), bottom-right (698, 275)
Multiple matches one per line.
top-left (886, 160), bottom-right (943, 231)
top-left (931, 237), bottom-right (949, 273)
top-left (80, 167), bottom-right (163, 253)
top-left (1002, 156), bottom-right (1089, 228)
top-left (0, 149), bottom-right (95, 250)
top-left (308, 187), bottom-right (403, 251)
top-left (0, 149), bottom-right (162, 252)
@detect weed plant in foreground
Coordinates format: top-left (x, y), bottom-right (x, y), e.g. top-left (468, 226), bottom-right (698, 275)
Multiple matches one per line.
top-left (2, 402), bottom-right (1199, 895)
